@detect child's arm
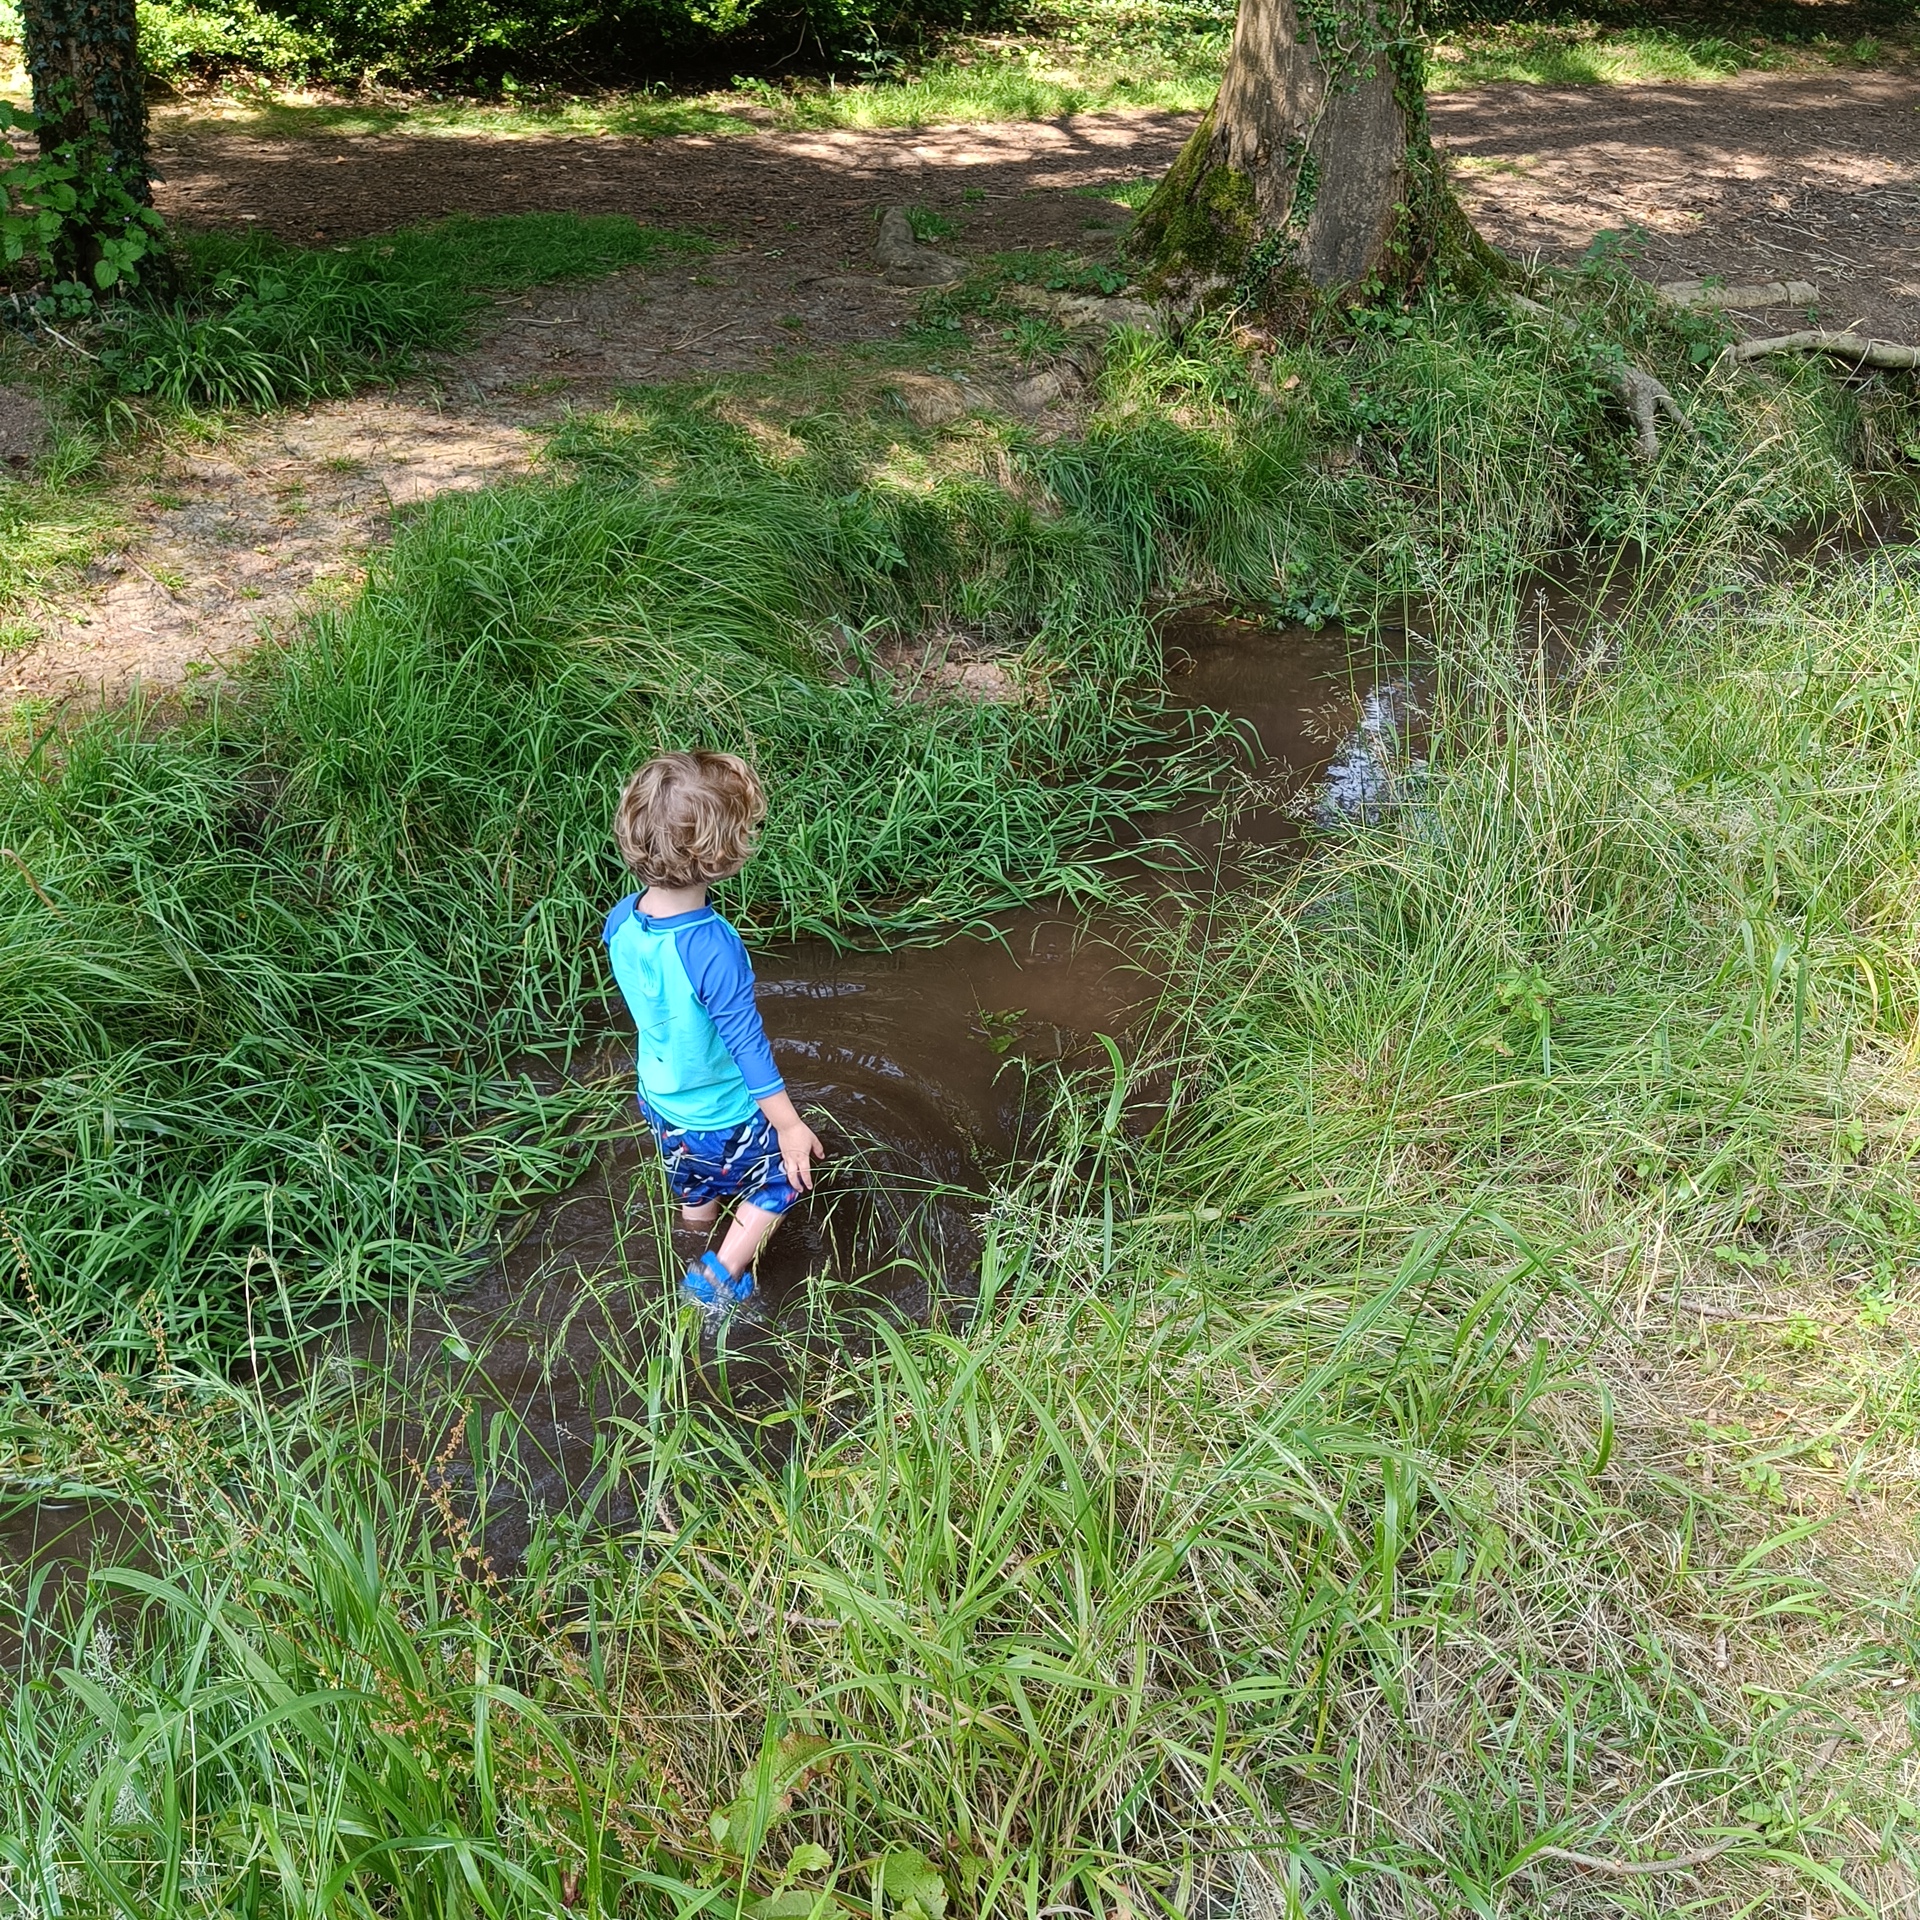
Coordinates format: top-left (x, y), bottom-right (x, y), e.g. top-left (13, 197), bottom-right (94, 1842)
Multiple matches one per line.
top-left (682, 921), bottom-right (825, 1191)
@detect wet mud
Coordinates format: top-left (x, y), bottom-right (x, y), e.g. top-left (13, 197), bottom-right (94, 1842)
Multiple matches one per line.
top-left (1, 616), bottom-right (1420, 1602)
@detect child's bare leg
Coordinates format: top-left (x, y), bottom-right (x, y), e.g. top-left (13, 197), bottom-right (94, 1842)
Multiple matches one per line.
top-left (680, 1199), bottom-right (721, 1229)
top-left (715, 1201), bottom-right (784, 1279)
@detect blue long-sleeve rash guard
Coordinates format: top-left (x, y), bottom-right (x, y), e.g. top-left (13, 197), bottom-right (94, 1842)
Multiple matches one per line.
top-left (602, 896), bottom-right (785, 1131)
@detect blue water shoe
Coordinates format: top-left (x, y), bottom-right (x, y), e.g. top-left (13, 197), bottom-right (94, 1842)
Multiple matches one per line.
top-left (682, 1250), bottom-right (755, 1311)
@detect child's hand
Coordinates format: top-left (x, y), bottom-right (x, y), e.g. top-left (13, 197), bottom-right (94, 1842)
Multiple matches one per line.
top-left (758, 1092), bottom-right (824, 1192)
top-left (778, 1119), bottom-right (825, 1193)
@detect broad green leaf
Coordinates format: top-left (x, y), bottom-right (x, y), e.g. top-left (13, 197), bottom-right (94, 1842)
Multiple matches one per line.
top-left (879, 1848), bottom-right (946, 1920)
top-left (749, 1894), bottom-right (841, 1920)
top-left (714, 1729), bottom-right (835, 1857)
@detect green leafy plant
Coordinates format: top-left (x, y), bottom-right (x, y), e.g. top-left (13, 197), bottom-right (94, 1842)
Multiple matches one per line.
top-left (903, 205), bottom-right (958, 243)
top-left (997, 247), bottom-right (1129, 295)
top-left (0, 101), bottom-right (167, 304)
top-left (136, 0), bottom-right (329, 81)
top-left (1005, 312), bottom-right (1065, 364)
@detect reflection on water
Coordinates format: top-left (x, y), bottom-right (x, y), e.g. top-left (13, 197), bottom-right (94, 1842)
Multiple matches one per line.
top-left (1318, 678), bottom-right (1425, 824)
top-left (2, 618), bottom-right (1420, 1600)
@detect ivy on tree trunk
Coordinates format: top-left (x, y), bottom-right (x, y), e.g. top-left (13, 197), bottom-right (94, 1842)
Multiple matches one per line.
top-left (20, 0), bottom-right (152, 281)
top-left (1130, 0), bottom-right (1496, 312)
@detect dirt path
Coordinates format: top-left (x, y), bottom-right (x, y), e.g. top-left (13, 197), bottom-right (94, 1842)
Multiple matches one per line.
top-left (152, 110), bottom-right (1192, 259)
top-left (5, 113), bottom-right (1190, 710)
top-left (149, 71), bottom-right (1918, 337)
top-left (1433, 68), bottom-right (1920, 340)
top-left (6, 71), bottom-right (1914, 708)
top-left (2, 404), bottom-right (534, 706)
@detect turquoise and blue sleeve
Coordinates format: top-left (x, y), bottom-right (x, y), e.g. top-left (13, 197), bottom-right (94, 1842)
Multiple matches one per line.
top-left (675, 917), bottom-right (786, 1102)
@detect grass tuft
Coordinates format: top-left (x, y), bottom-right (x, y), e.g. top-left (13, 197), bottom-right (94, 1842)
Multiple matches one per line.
top-left (94, 213), bottom-right (701, 414)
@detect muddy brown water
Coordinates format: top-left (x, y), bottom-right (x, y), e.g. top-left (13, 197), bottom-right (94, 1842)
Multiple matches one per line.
top-left (0, 617), bottom-right (1419, 1615)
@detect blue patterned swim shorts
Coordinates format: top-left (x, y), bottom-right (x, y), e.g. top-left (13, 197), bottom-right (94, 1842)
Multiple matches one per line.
top-left (641, 1101), bottom-right (799, 1216)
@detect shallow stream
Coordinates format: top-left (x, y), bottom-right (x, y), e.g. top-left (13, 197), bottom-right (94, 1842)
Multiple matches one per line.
top-left (2, 616), bottom-right (1418, 1598)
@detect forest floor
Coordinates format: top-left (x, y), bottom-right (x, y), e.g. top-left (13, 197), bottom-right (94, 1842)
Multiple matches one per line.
top-left (2, 65), bottom-right (1915, 708)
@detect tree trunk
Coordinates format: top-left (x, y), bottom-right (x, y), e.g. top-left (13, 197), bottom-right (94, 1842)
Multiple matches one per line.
top-left (1131, 0), bottom-right (1490, 311)
top-left (20, 0), bottom-right (152, 282)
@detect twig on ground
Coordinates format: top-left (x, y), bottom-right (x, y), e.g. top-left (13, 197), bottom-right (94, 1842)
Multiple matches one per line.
top-left (1728, 331), bottom-right (1920, 371)
top-left (1672, 1297), bottom-right (1806, 1324)
top-left (1533, 1836), bottom-right (1743, 1878)
top-left (669, 320), bottom-right (747, 351)
top-left (1, 847), bottom-right (65, 916)
top-left (118, 554), bottom-right (188, 602)
top-left (34, 320), bottom-right (99, 361)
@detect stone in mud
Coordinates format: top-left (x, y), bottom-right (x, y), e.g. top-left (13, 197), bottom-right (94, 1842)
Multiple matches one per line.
top-left (942, 658), bottom-right (1018, 702)
top-left (882, 636), bottom-right (1020, 703)
top-left (1008, 369), bottom-right (1067, 415)
top-left (874, 206), bottom-right (967, 288)
top-left (1053, 293), bottom-right (1162, 334)
top-left (881, 371), bottom-right (973, 429)
top-left (0, 384), bottom-right (48, 469)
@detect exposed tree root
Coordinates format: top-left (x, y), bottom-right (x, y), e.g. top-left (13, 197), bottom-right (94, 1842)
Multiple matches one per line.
top-left (1728, 330), bottom-right (1920, 371)
top-left (1609, 363), bottom-right (1695, 460)
top-left (1658, 277), bottom-right (1816, 312)
top-left (873, 206), bottom-right (966, 288)
top-left (1510, 294), bottom-right (1694, 458)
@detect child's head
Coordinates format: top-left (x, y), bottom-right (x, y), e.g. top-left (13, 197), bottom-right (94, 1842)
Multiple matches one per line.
top-left (615, 751), bottom-right (766, 889)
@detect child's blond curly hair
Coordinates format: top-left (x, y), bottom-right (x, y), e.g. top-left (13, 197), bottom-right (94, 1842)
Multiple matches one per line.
top-left (614, 751), bottom-right (766, 888)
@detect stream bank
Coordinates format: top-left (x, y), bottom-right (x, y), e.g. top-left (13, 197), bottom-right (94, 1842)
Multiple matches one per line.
top-left (0, 612), bottom-right (1413, 1594)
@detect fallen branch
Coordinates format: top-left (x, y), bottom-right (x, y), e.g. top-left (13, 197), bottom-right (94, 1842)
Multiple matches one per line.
top-left (35, 319), bottom-right (99, 362)
top-left (121, 554), bottom-right (187, 602)
top-left (1511, 293), bottom-right (1694, 458)
top-left (1728, 330), bottom-right (1920, 371)
top-left (1533, 1836), bottom-right (1742, 1878)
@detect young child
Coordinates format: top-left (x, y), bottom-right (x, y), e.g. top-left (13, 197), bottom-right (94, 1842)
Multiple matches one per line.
top-left (602, 751), bottom-right (824, 1310)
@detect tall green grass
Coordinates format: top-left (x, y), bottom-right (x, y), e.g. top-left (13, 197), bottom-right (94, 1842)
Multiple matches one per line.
top-left (0, 262), bottom-right (1900, 1376)
top-left (0, 377), bottom-right (1241, 1374)
top-left (0, 427), bottom-right (121, 635)
top-left (1067, 277), bottom-right (1871, 624)
top-left (8, 546), bottom-right (1919, 1913)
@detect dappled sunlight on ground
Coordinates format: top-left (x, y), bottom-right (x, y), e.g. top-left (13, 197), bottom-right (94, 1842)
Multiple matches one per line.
top-left (1436, 69), bottom-right (1920, 339)
top-left (17, 68), bottom-right (1918, 706)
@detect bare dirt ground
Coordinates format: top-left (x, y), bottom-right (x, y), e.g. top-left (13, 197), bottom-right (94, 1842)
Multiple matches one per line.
top-left (5, 69), bottom-right (1914, 708)
top-left (3, 404), bottom-right (533, 704)
top-left (1432, 67), bottom-right (1920, 340)
top-left (4, 113), bottom-right (1188, 709)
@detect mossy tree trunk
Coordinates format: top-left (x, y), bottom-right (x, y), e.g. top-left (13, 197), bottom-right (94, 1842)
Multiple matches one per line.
top-left (19, 0), bottom-right (153, 282)
top-left (1132, 0), bottom-right (1485, 310)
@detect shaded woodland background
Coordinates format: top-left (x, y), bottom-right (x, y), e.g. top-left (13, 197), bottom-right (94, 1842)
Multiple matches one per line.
top-left (3, 0), bottom-right (1913, 96)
